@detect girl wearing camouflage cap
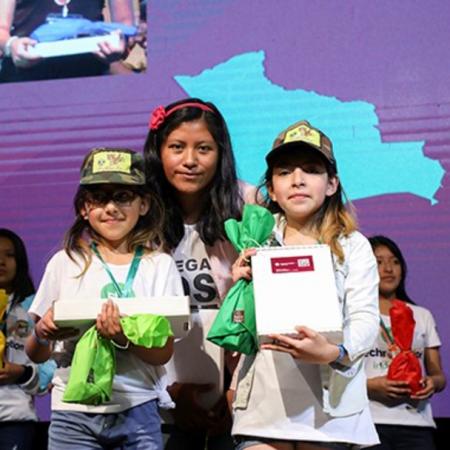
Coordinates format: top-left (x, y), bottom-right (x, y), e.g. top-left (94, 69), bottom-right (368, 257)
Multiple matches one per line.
top-left (230, 120), bottom-right (380, 449)
top-left (25, 148), bottom-right (184, 450)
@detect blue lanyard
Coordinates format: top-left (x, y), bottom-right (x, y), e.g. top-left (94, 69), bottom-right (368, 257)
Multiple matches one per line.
top-left (91, 243), bottom-right (143, 298)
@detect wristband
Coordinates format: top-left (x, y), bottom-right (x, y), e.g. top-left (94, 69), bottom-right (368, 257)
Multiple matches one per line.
top-left (33, 328), bottom-right (49, 347)
top-left (111, 338), bottom-right (130, 350)
top-left (335, 344), bottom-right (347, 362)
top-left (329, 344), bottom-right (347, 370)
top-left (4, 36), bottom-right (19, 58)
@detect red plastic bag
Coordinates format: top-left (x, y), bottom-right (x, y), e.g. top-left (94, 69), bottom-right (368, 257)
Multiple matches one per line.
top-left (387, 300), bottom-right (422, 393)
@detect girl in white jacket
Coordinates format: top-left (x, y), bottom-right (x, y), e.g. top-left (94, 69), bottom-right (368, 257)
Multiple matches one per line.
top-left (231, 120), bottom-right (380, 450)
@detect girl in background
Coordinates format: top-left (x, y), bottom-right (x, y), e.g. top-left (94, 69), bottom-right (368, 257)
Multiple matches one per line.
top-left (366, 235), bottom-right (446, 450)
top-left (144, 98), bottom-right (256, 450)
top-left (0, 228), bottom-right (40, 450)
top-left (231, 120), bottom-right (380, 449)
top-left (26, 148), bottom-right (183, 450)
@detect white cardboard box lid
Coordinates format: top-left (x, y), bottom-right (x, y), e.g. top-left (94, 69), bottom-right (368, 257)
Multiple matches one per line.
top-left (27, 33), bottom-right (120, 58)
top-left (53, 295), bottom-right (191, 338)
top-left (252, 245), bottom-right (343, 343)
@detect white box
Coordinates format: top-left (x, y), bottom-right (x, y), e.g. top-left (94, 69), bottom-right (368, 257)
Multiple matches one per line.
top-left (27, 33), bottom-right (120, 58)
top-left (252, 245), bottom-right (342, 344)
top-left (53, 296), bottom-right (191, 338)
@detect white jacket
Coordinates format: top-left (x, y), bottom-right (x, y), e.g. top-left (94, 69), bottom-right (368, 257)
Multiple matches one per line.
top-left (272, 214), bottom-right (380, 416)
top-left (232, 215), bottom-right (380, 443)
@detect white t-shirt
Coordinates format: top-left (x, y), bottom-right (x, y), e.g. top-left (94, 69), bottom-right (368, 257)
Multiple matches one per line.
top-left (365, 304), bottom-right (441, 427)
top-left (29, 249), bottom-right (183, 414)
top-left (172, 224), bottom-right (220, 308)
top-left (165, 225), bottom-right (224, 411)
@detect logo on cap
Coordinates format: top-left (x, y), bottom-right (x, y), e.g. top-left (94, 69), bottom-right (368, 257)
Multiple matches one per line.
top-left (284, 123), bottom-right (321, 148)
top-left (92, 151), bottom-right (132, 174)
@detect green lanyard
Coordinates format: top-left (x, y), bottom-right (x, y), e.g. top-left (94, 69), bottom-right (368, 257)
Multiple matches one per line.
top-left (379, 317), bottom-right (395, 345)
top-left (91, 243), bottom-right (143, 298)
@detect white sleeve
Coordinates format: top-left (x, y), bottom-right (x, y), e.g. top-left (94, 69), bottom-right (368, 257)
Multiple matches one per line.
top-left (342, 233), bottom-right (380, 361)
top-left (9, 299), bottom-right (41, 395)
top-left (29, 252), bottom-right (63, 319)
top-left (238, 180), bottom-right (259, 205)
top-left (153, 254), bottom-right (184, 297)
top-left (422, 308), bottom-right (442, 348)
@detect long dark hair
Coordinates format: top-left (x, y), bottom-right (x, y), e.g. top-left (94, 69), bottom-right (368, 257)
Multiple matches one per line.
top-left (368, 235), bottom-right (414, 303)
top-left (0, 228), bottom-right (35, 305)
top-left (144, 98), bottom-right (243, 249)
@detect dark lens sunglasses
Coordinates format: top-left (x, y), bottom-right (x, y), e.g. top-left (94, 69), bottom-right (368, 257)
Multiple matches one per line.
top-left (85, 189), bottom-right (140, 207)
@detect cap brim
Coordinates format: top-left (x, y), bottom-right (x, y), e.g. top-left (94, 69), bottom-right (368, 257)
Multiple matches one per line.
top-left (80, 174), bottom-right (145, 185)
top-left (266, 141), bottom-right (334, 165)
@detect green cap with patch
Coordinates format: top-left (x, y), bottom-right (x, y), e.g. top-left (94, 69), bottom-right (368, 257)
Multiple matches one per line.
top-left (266, 120), bottom-right (336, 169)
top-left (80, 148), bottom-right (146, 185)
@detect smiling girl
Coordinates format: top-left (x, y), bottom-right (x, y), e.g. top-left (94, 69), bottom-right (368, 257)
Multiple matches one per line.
top-left (231, 120), bottom-right (380, 450)
top-left (144, 98), bottom-right (256, 450)
top-left (26, 148), bottom-right (183, 450)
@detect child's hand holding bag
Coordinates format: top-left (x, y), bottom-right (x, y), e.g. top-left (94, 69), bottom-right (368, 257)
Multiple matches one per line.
top-left (63, 313), bottom-right (173, 405)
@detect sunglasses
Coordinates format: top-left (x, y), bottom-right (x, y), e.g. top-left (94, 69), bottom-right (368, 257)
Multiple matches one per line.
top-left (84, 189), bottom-right (140, 207)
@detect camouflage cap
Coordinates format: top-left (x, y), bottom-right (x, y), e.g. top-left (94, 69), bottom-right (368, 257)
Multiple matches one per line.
top-left (80, 148), bottom-right (146, 185)
top-left (266, 120), bottom-right (336, 169)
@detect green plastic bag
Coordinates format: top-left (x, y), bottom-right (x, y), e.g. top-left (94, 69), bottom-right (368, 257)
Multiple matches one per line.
top-left (207, 205), bottom-right (275, 355)
top-left (63, 314), bottom-right (173, 405)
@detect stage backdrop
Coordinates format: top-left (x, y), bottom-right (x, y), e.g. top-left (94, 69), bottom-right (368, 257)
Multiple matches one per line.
top-left (1, 0), bottom-right (449, 418)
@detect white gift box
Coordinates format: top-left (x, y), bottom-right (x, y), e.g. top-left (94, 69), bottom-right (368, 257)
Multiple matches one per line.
top-left (53, 296), bottom-right (191, 338)
top-left (27, 33), bottom-right (120, 58)
top-left (251, 245), bottom-right (343, 344)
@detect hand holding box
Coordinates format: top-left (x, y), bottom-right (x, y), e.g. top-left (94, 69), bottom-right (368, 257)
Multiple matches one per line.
top-left (53, 296), bottom-right (191, 338)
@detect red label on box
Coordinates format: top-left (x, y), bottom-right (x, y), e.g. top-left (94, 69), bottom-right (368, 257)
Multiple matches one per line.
top-left (271, 255), bottom-right (314, 273)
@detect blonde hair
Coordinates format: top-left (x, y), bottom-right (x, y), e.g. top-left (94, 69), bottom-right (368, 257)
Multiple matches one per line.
top-left (260, 158), bottom-right (357, 263)
top-left (314, 185), bottom-right (358, 262)
top-left (63, 185), bottom-right (164, 276)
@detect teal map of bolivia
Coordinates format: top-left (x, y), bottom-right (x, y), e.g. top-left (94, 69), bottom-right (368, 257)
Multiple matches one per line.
top-left (175, 51), bottom-right (444, 204)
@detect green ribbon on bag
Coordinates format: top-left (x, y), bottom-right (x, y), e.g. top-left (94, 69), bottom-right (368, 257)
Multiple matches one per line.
top-left (207, 204), bottom-right (275, 355)
top-left (63, 314), bottom-right (173, 405)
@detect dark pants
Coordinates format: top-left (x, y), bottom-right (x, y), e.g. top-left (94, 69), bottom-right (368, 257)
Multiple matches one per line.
top-left (369, 424), bottom-right (436, 450)
top-left (234, 435), bottom-right (352, 450)
top-left (164, 425), bottom-right (234, 450)
top-left (0, 421), bottom-right (36, 450)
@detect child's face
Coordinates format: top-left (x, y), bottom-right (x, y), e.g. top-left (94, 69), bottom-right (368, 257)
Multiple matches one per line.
top-left (160, 119), bottom-right (219, 201)
top-left (81, 185), bottom-right (149, 248)
top-left (267, 151), bottom-right (338, 226)
top-left (374, 245), bottom-right (402, 299)
top-left (0, 236), bottom-right (16, 293)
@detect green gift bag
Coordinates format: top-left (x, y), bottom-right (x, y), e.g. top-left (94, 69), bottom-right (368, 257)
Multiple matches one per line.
top-left (207, 204), bottom-right (275, 355)
top-left (63, 314), bottom-right (173, 405)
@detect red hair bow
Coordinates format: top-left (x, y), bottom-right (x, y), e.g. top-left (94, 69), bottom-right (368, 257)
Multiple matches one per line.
top-left (149, 105), bottom-right (166, 130)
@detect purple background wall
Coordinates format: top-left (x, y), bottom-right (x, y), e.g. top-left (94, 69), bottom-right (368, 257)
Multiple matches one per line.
top-left (0, 0), bottom-right (449, 417)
